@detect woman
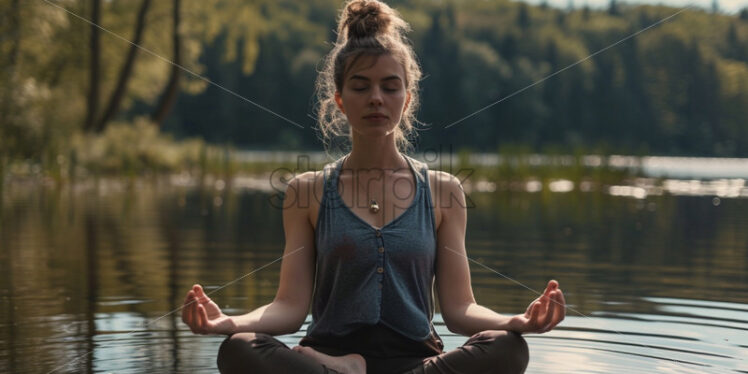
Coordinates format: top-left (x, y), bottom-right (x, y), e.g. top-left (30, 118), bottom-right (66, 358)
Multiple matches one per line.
top-left (182, 1), bottom-right (566, 373)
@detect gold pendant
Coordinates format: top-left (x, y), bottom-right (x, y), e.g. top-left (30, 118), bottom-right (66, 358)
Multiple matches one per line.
top-left (369, 199), bottom-right (380, 213)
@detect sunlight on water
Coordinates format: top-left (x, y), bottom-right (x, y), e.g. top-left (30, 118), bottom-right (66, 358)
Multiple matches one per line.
top-left (1, 176), bottom-right (747, 373)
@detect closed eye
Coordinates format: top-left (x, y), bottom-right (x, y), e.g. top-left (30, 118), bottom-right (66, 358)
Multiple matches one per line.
top-left (353, 87), bottom-right (399, 92)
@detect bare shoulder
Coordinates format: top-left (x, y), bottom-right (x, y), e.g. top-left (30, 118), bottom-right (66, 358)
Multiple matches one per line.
top-left (285, 170), bottom-right (326, 229)
top-left (428, 170), bottom-right (464, 201)
top-left (428, 170), bottom-right (465, 229)
top-left (287, 170), bottom-right (322, 188)
top-left (428, 169), bottom-right (461, 187)
top-left (286, 170), bottom-right (325, 195)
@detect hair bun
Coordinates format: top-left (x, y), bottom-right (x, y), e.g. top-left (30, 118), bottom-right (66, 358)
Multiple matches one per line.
top-left (341, 0), bottom-right (391, 40)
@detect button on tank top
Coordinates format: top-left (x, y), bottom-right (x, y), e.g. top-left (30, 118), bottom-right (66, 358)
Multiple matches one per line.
top-left (305, 153), bottom-right (439, 342)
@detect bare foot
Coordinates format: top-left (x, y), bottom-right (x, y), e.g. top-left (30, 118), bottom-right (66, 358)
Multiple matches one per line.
top-left (292, 346), bottom-right (366, 374)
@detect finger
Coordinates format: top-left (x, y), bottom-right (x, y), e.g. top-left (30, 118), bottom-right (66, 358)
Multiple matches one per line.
top-left (199, 304), bottom-right (213, 334)
top-left (551, 292), bottom-right (564, 325)
top-left (538, 282), bottom-right (554, 312)
top-left (183, 293), bottom-right (196, 329)
top-left (195, 284), bottom-right (211, 304)
top-left (181, 291), bottom-right (194, 324)
top-left (193, 284), bottom-right (204, 301)
top-left (544, 280), bottom-right (558, 296)
top-left (525, 296), bottom-right (540, 317)
top-left (542, 285), bottom-right (553, 298)
top-left (542, 291), bottom-right (558, 330)
top-left (529, 300), bottom-right (542, 327)
top-left (189, 298), bottom-right (201, 332)
top-left (538, 291), bottom-right (552, 320)
top-left (192, 284), bottom-right (203, 301)
top-left (525, 297), bottom-right (537, 317)
top-left (543, 292), bottom-right (566, 332)
top-left (196, 304), bottom-right (207, 333)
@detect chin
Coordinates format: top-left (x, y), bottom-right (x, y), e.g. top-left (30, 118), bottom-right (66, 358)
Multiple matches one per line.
top-left (352, 123), bottom-right (398, 137)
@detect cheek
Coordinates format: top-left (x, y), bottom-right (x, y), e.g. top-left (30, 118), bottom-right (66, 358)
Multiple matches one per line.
top-left (395, 95), bottom-right (408, 111)
top-left (386, 91), bottom-right (405, 105)
top-left (342, 91), bottom-right (364, 106)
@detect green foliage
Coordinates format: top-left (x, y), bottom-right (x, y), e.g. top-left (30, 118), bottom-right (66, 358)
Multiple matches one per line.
top-left (1, 0), bottom-right (747, 170)
top-left (69, 117), bottom-right (205, 175)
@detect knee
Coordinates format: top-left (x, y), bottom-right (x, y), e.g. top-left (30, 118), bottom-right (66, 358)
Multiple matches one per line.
top-left (219, 332), bottom-right (261, 356)
top-left (503, 331), bottom-right (529, 372)
top-left (481, 330), bottom-right (529, 373)
top-left (217, 332), bottom-right (266, 374)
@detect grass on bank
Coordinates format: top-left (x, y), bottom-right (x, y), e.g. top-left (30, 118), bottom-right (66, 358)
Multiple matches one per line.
top-left (0, 120), bottom-right (641, 191)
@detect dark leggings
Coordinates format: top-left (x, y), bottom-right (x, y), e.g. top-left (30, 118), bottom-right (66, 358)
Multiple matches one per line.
top-left (217, 330), bottom-right (529, 374)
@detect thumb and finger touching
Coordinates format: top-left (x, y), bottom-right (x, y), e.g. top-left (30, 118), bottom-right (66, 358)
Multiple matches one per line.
top-left (194, 284), bottom-right (211, 304)
top-left (542, 292), bottom-right (558, 332)
top-left (522, 280), bottom-right (567, 333)
top-left (181, 284), bottom-right (214, 333)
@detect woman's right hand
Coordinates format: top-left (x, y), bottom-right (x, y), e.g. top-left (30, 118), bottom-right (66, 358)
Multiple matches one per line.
top-left (181, 284), bottom-right (237, 335)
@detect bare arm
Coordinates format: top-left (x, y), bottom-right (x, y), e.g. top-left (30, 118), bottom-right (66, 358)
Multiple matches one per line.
top-left (227, 299), bottom-right (308, 335)
top-left (267, 171), bottom-right (318, 332)
top-left (434, 172), bottom-right (565, 336)
top-left (182, 172), bottom-right (318, 336)
top-left (434, 171), bottom-right (497, 336)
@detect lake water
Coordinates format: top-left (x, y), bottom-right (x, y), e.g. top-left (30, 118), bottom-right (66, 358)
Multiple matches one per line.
top-left (1, 171), bottom-right (747, 373)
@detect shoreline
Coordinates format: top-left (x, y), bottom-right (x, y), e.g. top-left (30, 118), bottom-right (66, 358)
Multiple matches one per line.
top-left (2, 168), bottom-right (746, 199)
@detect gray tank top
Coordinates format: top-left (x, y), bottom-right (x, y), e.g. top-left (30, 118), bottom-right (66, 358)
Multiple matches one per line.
top-left (305, 153), bottom-right (439, 341)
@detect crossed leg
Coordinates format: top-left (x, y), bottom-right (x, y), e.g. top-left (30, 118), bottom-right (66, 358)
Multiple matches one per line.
top-left (217, 330), bottom-right (528, 374)
top-left (217, 332), bottom-right (364, 374)
top-left (400, 330), bottom-right (529, 374)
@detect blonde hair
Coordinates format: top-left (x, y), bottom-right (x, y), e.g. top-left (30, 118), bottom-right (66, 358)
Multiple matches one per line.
top-left (315, 0), bottom-right (423, 155)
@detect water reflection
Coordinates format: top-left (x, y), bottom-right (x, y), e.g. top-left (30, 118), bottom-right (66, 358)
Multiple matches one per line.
top-left (0, 182), bottom-right (746, 373)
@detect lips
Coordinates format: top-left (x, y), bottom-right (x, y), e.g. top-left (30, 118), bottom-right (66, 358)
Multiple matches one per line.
top-left (364, 114), bottom-right (387, 119)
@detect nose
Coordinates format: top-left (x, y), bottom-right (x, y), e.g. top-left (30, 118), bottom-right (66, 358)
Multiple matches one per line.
top-left (369, 86), bottom-right (383, 106)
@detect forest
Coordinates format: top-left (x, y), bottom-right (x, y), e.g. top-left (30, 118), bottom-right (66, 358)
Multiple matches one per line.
top-left (1, 0), bottom-right (747, 172)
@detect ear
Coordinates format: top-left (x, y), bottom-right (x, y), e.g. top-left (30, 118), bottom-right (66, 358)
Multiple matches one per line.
top-left (334, 91), bottom-right (345, 114)
top-left (403, 92), bottom-right (411, 112)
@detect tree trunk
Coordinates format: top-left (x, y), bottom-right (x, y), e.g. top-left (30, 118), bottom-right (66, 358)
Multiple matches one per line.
top-left (151, 0), bottom-right (182, 126)
top-left (84, 0), bottom-right (101, 132)
top-left (1, 0), bottom-right (22, 146)
top-left (95, 0), bottom-right (153, 132)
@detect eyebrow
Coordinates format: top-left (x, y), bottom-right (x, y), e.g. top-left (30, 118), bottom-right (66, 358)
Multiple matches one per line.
top-left (349, 75), bottom-right (402, 82)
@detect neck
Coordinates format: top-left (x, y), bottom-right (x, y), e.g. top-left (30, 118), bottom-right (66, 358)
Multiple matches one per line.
top-left (345, 131), bottom-right (406, 171)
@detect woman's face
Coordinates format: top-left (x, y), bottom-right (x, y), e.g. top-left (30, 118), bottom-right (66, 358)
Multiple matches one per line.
top-left (335, 54), bottom-right (411, 138)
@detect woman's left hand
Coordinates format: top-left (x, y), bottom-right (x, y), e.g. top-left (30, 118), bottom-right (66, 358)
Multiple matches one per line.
top-left (508, 280), bottom-right (566, 334)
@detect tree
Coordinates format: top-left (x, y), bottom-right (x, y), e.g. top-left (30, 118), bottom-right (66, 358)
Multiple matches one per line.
top-left (96, 0), bottom-right (153, 132)
top-left (84, 0), bottom-right (101, 132)
top-left (0, 0), bottom-right (21, 138)
top-left (420, 8), bottom-right (464, 144)
top-left (608, 0), bottom-right (620, 16)
top-left (3, 0), bottom-right (748, 158)
top-left (518, 3), bottom-right (531, 30)
top-left (151, 0), bottom-right (182, 126)
top-left (726, 23), bottom-right (739, 60)
top-left (740, 7), bottom-right (748, 21)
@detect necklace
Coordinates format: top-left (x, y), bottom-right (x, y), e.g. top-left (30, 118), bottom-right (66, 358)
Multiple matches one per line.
top-left (369, 199), bottom-right (380, 213)
top-left (344, 154), bottom-right (406, 215)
